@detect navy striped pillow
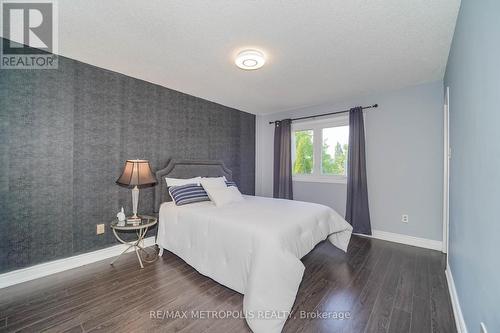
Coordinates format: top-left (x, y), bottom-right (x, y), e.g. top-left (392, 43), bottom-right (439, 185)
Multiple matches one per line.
top-left (169, 184), bottom-right (210, 206)
top-left (225, 180), bottom-right (238, 188)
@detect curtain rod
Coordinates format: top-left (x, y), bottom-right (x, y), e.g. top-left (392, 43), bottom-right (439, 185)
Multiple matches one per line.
top-left (268, 104), bottom-right (378, 125)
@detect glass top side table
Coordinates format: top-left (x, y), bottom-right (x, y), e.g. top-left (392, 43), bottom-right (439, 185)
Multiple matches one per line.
top-left (110, 215), bottom-right (158, 268)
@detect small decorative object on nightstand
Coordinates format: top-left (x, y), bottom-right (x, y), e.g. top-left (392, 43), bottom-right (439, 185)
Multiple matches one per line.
top-left (116, 159), bottom-right (156, 223)
top-left (110, 215), bottom-right (157, 269)
top-left (117, 207), bottom-right (126, 224)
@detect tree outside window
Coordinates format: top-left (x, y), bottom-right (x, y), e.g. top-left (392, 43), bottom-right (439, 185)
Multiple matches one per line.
top-left (293, 130), bottom-right (313, 174)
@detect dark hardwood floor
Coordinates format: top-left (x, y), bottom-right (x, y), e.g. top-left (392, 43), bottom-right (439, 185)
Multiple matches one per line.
top-left (0, 236), bottom-right (456, 333)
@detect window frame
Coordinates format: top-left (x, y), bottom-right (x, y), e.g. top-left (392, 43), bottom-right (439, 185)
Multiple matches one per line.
top-left (291, 115), bottom-right (349, 184)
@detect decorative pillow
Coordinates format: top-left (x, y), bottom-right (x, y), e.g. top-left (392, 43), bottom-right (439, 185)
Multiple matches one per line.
top-left (225, 180), bottom-right (237, 188)
top-left (168, 183), bottom-right (210, 206)
top-left (165, 176), bottom-right (201, 187)
top-left (200, 177), bottom-right (227, 190)
top-left (204, 186), bottom-right (243, 207)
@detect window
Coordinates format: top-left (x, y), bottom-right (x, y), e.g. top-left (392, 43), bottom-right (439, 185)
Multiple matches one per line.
top-left (291, 116), bottom-right (349, 183)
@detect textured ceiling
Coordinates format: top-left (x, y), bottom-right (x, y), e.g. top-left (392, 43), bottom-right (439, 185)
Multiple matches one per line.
top-left (28, 1), bottom-right (462, 114)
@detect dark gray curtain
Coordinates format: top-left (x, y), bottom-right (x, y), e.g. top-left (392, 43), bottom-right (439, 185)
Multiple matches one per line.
top-left (346, 107), bottom-right (372, 234)
top-left (273, 119), bottom-right (293, 199)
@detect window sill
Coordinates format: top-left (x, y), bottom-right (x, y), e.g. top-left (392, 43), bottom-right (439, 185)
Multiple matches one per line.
top-left (292, 175), bottom-right (347, 184)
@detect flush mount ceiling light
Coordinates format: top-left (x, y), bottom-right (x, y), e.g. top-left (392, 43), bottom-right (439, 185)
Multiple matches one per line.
top-left (235, 49), bottom-right (266, 70)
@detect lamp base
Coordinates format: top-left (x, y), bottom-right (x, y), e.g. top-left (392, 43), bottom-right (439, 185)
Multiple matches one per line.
top-left (132, 186), bottom-right (140, 217)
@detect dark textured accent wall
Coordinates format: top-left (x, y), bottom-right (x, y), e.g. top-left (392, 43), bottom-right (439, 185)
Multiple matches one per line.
top-left (0, 44), bottom-right (255, 273)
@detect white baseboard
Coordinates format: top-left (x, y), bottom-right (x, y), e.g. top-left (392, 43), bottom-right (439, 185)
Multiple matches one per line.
top-left (354, 229), bottom-right (443, 251)
top-left (445, 266), bottom-right (468, 333)
top-left (0, 236), bottom-right (156, 289)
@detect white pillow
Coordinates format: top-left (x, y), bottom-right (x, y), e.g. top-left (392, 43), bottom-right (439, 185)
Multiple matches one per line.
top-left (200, 176), bottom-right (227, 190)
top-left (165, 176), bottom-right (201, 187)
top-left (204, 186), bottom-right (244, 207)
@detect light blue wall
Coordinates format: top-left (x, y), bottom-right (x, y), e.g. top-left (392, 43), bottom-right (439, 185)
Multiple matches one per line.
top-left (256, 81), bottom-right (444, 241)
top-left (444, 0), bottom-right (500, 332)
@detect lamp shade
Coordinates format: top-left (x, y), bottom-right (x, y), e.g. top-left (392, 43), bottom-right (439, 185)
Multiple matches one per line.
top-left (116, 160), bottom-right (156, 187)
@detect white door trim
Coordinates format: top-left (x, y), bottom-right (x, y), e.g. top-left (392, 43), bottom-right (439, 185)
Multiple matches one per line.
top-left (442, 86), bottom-right (450, 254)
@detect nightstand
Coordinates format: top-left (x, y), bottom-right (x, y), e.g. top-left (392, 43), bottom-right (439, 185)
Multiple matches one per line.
top-left (110, 215), bottom-right (158, 268)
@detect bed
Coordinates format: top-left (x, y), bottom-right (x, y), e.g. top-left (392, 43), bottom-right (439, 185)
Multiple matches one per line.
top-left (154, 159), bottom-right (353, 333)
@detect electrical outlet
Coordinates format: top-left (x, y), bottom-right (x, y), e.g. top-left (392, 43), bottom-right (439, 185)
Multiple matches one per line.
top-left (96, 224), bottom-right (105, 235)
top-left (401, 214), bottom-right (409, 223)
top-left (480, 322), bottom-right (488, 333)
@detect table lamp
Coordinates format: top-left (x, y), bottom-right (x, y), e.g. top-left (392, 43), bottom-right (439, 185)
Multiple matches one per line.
top-left (116, 159), bottom-right (156, 221)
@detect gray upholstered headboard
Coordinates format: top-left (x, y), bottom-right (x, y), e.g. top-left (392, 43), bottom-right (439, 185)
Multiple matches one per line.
top-left (154, 159), bottom-right (233, 213)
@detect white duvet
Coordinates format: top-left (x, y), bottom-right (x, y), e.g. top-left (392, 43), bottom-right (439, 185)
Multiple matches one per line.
top-left (157, 195), bottom-right (352, 333)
